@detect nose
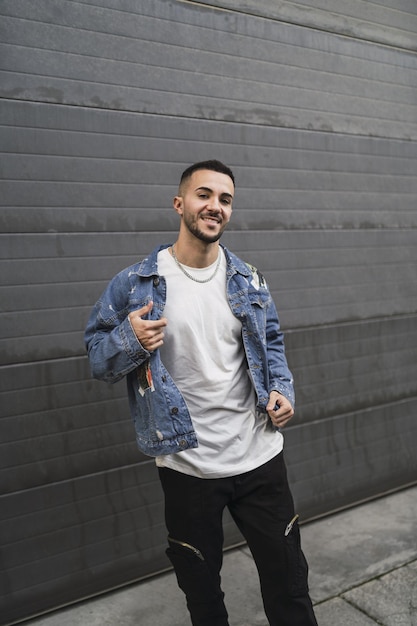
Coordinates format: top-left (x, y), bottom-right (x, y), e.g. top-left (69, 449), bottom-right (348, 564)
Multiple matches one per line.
top-left (207, 196), bottom-right (221, 212)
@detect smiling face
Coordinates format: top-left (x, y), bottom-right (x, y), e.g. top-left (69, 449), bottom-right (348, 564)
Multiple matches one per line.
top-left (174, 169), bottom-right (234, 244)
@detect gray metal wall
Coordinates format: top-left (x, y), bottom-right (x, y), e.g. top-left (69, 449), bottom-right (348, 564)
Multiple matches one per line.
top-left (1, 0), bottom-right (416, 622)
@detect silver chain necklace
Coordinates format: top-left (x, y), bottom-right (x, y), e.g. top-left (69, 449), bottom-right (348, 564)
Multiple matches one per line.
top-left (171, 245), bottom-right (221, 283)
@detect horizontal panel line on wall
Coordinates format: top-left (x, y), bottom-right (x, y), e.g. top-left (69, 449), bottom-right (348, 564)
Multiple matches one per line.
top-left (288, 310), bottom-right (417, 327)
top-left (5, 36), bottom-right (415, 91)
top-left (3, 229), bottom-right (416, 244)
top-left (2, 507), bottom-right (167, 564)
top-left (0, 457), bottom-right (156, 514)
top-left (188, 0), bottom-right (417, 50)
top-left (2, 83), bottom-right (415, 140)
top-left (2, 243), bottom-right (417, 262)
top-left (278, 286), bottom-right (417, 307)
top-left (3, 68), bottom-right (416, 128)
top-left (295, 371), bottom-right (416, 404)
top-left (1, 147), bottom-right (416, 177)
top-left (2, 272), bottom-right (416, 303)
top-left (0, 353), bottom-right (91, 373)
top-left (3, 211), bottom-right (417, 230)
top-left (2, 521), bottom-right (168, 579)
top-left (4, 5), bottom-right (417, 56)
top-left (2, 230), bottom-right (417, 255)
top-left (0, 399), bottom-right (129, 425)
top-left (2, 155), bottom-right (417, 181)
top-left (0, 392), bottom-right (100, 416)
top-left (3, 273), bottom-right (417, 303)
top-left (0, 386), bottom-right (127, 414)
top-left (2, 258), bottom-right (416, 290)
top-left (2, 100), bottom-right (417, 155)
top-left (1, 480), bottom-right (162, 538)
top-left (2, 111), bottom-right (417, 159)
top-left (2, 503), bottom-right (167, 568)
top-left (278, 301), bottom-right (417, 329)
top-left (3, 236), bottom-right (416, 256)
top-left (0, 436), bottom-right (138, 471)
top-left (291, 342), bottom-right (416, 372)
top-left (0, 373), bottom-right (91, 392)
top-left (296, 391), bottom-right (417, 422)
top-left (3, 257), bottom-right (416, 285)
top-left (4, 0), bottom-right (417, 64)
top-left (1, 207), bottom-right (416, 231)
top-left (290, 416), bottom-right (415, 462)
top-left (2, 4), bottom-right (416, 65)
top-left (285, 314), bottom-right (417, 336)
top-left (0, 407), bottom-right (130, 442)
top-left (3, 29), bottom-right (416, 81)
top-left (287, 327), bottom-right (417, 355)
top-left (286, 394), bottom-right (417, 430)
top-left (2, 529), bottom-right (168, 599)
top-left (2, 40), bottom-right (416, 104)
top-left (2, 180), bottom-right (417, 193)
top-left (288, 430), bottom-right (416, 483)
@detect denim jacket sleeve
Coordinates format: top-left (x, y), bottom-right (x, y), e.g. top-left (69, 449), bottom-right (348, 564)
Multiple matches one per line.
top-left (265, 295), bottom-right (295, 408)
top-left (84, 268), bottom-right (151, 383)
top-left (227, 250), bottom-right (295, 410)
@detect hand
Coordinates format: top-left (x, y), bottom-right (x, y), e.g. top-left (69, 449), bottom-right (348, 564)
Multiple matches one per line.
top-left (266, 391), bottom-right (294, 429)
top-left (128, 301), bottom-right (167, 352)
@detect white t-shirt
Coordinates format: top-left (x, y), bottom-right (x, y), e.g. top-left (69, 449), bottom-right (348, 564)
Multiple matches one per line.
top-left (155, 247), bottom-right (282, 478)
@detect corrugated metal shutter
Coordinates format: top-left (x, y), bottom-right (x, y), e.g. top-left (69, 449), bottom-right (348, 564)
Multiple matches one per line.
top-left (1, 0), bottom-right (416, 622)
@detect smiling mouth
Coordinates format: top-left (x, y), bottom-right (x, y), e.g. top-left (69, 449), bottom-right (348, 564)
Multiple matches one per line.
top-left (201, 215), bottom-right (221, 224)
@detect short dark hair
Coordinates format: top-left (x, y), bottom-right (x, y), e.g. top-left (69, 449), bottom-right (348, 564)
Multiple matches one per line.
top-left (179, 160), bottom-right (235, 191)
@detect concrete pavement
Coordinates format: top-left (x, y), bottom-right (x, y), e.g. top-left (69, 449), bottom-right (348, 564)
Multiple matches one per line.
top-left (26, 485), bottom-right (417, 625)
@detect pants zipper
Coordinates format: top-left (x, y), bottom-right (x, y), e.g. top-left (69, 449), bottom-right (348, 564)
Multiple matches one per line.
top-left (168, 536), bottom-right (205, 560)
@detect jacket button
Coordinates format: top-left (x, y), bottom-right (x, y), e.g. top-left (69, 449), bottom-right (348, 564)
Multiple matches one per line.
top-left (171, 407), bottom-right (179, 415)
top-left (153, 277), bottom-right (160, 286)
top-left (179, 439), bottom-right (187, 448)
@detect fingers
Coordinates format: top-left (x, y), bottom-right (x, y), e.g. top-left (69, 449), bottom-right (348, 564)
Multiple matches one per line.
top-left (128, 301), bottom-right (168, 351)
top-left (266, 392), bottom-right (294, 429)
top-left (135, 300), bottom-right (154, 318)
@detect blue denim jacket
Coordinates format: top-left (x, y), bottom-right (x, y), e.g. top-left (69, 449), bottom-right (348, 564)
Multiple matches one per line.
top-left (85, 244), bottom-right (294, 457)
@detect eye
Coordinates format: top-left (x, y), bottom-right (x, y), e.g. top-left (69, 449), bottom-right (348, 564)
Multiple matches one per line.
top-left (221, 197), bottom-right (232, 205)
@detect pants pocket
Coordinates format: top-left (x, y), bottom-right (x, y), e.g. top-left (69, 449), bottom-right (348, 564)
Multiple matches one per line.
top-left (284, 518), bottom-right (309, 597)
top-left (166, 537), bottom-right (224, 603)
top-left (166, 538), bottom-right (229, 626)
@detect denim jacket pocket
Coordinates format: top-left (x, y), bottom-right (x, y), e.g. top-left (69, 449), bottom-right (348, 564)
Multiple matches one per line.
top-left (246, 290), bottom-right (269, 344)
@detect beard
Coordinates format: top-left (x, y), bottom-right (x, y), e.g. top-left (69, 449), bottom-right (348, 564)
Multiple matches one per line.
top-left (183, 212), bottom-right (227, 244)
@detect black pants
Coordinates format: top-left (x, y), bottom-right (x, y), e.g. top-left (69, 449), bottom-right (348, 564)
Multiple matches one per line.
top-left (158, 453), bottom-right (318, 626)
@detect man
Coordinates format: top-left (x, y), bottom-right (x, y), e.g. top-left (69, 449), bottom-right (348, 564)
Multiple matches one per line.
top-left (85, 160), bottom-right (318, 626)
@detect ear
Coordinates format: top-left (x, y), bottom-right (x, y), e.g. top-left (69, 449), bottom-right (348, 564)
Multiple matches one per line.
top-left (173, 195), bottom-right (183, 216)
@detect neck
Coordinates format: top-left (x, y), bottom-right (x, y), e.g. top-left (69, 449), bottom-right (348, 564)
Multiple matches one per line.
top-left (172, 238), bottom-right (220, 268)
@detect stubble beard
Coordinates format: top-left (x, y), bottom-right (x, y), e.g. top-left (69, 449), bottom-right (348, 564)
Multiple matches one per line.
top-left (183, 213), bottom-right (226, 244)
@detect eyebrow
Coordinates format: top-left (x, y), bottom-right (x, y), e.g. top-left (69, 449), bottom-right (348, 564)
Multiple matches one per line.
top-left (195, 186), bottom-right (233, 199)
